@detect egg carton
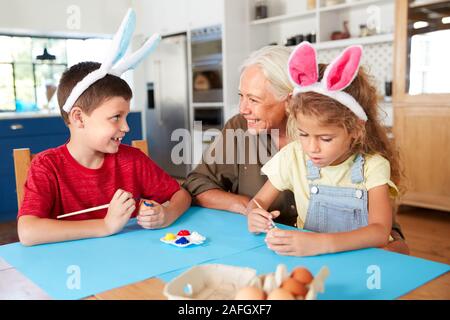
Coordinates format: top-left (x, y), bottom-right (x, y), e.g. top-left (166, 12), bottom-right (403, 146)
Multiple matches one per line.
top-left (163, 264), bottom-right (258, 300)
top-left (163, 263), bottom-right (329, 300)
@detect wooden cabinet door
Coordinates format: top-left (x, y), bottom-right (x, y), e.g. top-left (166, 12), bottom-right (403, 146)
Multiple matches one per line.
top-left (394, 105), bottom-right (450, 211)
top-left (393, 0), bottom-right (450, 211)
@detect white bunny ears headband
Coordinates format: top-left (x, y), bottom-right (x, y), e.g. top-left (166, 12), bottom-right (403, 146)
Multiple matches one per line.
top-left (62, 8), bottom-right (161, 113)
top-left (288, 41), bottom-right (367, 121)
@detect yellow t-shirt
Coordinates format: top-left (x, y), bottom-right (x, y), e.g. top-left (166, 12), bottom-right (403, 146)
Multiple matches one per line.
top-left (261, 141), bottom-right (398, 229)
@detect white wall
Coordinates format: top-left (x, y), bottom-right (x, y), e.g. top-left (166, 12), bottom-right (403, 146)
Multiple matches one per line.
top-left (0, 0), bottom-right (131, 36)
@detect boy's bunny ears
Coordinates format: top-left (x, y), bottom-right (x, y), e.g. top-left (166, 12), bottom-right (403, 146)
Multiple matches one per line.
top-left (62, 8), bottom-right (161, 113)
top-left (288, 42), bottom-right (367, 121)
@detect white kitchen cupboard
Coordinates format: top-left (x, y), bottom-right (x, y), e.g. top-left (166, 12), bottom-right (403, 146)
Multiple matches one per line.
top-left (133, 0), bottom-right (188, 36)
top-left (187, 0), bottom-right (224, 29)
top-left (133, 0), bottom-right (223, 36)
top-left (247, 0), bottom-right (395, 51)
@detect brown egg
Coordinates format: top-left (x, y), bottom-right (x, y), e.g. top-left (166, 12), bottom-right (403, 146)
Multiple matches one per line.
top-left (267, 288), bottom-right (295, 300)
top-left (281, 277), bottom-right (308, 298)
top-left (291, 267), bottom-right (314, 285)
top-left (235, 286), bottom-right (266, 300)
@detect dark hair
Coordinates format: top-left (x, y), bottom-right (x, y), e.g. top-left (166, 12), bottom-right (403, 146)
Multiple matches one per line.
top-left (288, 64), bottom-right (404, 194)
top-left (57, 61), bottom-right (132, 124)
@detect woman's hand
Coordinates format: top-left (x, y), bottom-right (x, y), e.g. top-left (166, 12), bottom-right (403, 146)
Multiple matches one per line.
top-left (247, 208), bottom-right (280, 234)
top-left (265, 228), bottom-right (325, 256)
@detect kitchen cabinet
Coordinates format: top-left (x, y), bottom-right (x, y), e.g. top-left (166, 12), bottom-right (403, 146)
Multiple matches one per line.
top-left (135, 0), bottom-right (223, 36)
top-left (0, 111), bottom-right (143, 222)
top-left (247, 0), bottom-right (394, 50)
top-left (393, 0), bottom-right (450, 211)
top-left (187, 0), bottom-right (224, 29)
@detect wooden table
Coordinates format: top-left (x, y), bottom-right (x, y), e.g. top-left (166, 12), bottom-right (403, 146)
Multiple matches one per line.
top-left (1, 257), bottom-right (448, 300)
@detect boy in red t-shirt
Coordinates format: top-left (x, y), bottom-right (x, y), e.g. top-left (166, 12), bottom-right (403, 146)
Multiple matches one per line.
top-left (17, 61), bottom-right (191, 246)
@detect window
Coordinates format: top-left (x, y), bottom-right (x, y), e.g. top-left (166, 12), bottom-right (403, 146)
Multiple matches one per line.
top-left (0, 35), bottom-right (112, 112)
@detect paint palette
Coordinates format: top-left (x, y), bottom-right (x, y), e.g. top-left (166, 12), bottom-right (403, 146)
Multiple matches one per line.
top-left (160, 230), bottom-right (206, 248)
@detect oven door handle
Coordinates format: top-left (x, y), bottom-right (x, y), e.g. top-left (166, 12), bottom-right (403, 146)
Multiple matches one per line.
top-left (191, 60), bottom-right (222, 68)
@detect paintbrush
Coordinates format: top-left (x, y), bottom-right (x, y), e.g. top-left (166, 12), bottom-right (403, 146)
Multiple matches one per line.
top-left (252, 199), bottom-right (277, 229)
top-left (56, 204), bottom-right (109, 219)
top-left (56, 197), bottom-right (144, 219)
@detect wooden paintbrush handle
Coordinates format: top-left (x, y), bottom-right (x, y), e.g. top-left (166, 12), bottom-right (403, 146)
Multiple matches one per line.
top-left (56, 204), bottom-right (109, 219)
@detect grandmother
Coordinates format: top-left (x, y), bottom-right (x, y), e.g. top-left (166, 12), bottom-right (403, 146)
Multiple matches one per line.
top-left (182, 45), bottom-right (409, 254)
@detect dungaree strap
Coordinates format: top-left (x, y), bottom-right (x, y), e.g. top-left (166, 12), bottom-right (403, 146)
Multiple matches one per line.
top-left (306, 160), bottom-right (321, 180)
top-left (351, 154), bottom-right (365, 184)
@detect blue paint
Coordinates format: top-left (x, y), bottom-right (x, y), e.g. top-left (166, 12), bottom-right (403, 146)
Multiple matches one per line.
top-left (175, 237), bottom-right (189, 245)
top-left (143, 201), bottom-right (153, 207)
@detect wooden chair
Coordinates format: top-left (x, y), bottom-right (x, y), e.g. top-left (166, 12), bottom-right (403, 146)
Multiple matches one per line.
top-left (13, 139), bottom-right (149, 208)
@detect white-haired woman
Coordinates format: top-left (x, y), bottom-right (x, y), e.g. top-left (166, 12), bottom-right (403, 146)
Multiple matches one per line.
top-left (183, 45), bottom-right (297, 225)
top-left (182, 45), bottom-right (409, 254)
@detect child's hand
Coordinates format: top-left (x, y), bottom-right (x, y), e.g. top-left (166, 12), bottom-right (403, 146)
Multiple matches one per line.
top-left (265, 229), bottom-right (322, 257)
top-left (247, 208), bottom-right (280, 234)
top-left (137, 200), bottom-right (169, 229)
top-left (104, 189), bottom-right (136, 235)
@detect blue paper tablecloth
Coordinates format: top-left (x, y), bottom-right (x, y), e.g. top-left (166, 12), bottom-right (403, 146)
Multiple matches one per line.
top-left (1, 206), bottom-right (448, 299)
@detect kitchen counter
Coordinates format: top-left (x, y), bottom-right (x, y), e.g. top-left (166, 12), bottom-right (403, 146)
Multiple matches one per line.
top-left (0, 109), bottom-right (142, 120)
top-left (0, 110), bottom-right (61, 120)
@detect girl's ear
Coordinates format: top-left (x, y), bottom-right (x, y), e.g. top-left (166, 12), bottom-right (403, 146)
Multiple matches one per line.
top-left (322, 45), bottom-right (362, 91)
top-left (288, 41), bottom-right (318, 87)
top-left (350, 119), bottom-right (366, 141)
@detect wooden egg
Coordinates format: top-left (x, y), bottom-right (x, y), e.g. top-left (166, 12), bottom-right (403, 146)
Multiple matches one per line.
top-left (291, 267), bottom-right (314, 285)
top-left (281, 277), bottom-right (308, 298)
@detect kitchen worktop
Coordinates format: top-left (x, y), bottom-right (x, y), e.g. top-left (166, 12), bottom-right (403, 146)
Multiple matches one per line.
top-left (0, 109), bottom-right (142, 120)
top-left (0, 110), bottom-right (61, 120)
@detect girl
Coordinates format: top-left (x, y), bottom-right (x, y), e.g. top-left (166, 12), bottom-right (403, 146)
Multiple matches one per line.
top-left (247, 42), bottom-right (402, 256)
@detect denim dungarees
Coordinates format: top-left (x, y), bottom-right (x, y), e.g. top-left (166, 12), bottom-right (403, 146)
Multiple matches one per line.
top-left (303, 154), bottom-right (369, 233)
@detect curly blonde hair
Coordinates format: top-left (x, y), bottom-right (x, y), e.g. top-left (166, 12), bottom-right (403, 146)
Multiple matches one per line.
top-left (287, 64), bottom-right (404, 194)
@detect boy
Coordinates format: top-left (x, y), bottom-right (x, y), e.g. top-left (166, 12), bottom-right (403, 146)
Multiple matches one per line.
top-left (17, 62), bottom-right (191, 246)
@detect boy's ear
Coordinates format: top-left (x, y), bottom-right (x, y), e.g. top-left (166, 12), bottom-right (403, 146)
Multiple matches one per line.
top-left (69, 106), bottom-right (85, 128)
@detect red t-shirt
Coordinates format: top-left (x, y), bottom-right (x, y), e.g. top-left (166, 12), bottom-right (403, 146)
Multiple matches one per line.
top-left (18, 144), bottom-right (180, 220)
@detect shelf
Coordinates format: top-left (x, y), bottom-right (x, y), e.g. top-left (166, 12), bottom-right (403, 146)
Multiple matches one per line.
top-left (319, 0), bottom-right (391, 13)
top-left (408, 0), bottom-right (445, 9)
top-left (250, 10), bottom-right (316, 26)
top-left (249, 0), bottom-right (391, 26)
top-left (312, 33), bottom-right (393, 50)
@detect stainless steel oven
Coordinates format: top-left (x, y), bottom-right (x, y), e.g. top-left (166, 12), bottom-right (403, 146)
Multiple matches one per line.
top-left (191, 25), bottom-right (223, 103)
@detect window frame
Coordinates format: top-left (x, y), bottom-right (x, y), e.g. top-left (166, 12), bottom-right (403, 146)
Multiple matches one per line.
top-left (0, 32), bottom-right (111, 112)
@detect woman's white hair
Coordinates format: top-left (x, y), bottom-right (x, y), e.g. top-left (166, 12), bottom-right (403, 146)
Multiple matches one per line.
top-left (240, 45), bottom-right (293, 101)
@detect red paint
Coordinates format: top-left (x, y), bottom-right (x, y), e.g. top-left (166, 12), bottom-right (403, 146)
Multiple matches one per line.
top-left (177, 230), bottom-right (190, 236)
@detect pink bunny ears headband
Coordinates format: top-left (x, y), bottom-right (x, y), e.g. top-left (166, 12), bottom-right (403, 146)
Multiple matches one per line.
top-left (62, 8), bottom-right (161, 113)
top-left (288, 41), bottom-right (367, 121)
